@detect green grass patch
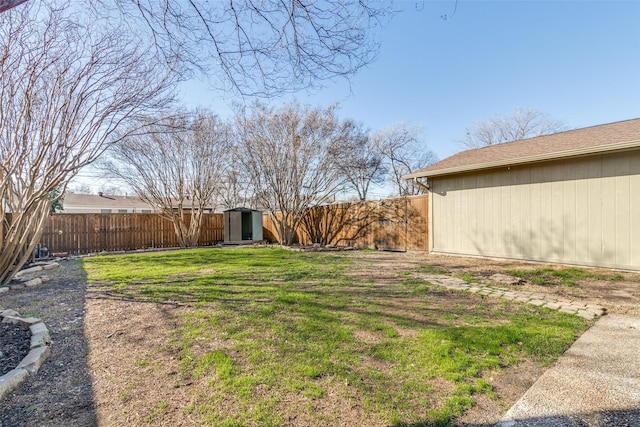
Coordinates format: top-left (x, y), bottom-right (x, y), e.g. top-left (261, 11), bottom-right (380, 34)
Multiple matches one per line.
top-left (506, 267), bottom-right (615, 287)
top-left (84, 247), bottom-right (590, 426)
top-left (458, 273), bottom-right (477, 283)
top-left (143, 400), bottom-right (169, 423)
top-left (418, 265), bottom-right (451, 275)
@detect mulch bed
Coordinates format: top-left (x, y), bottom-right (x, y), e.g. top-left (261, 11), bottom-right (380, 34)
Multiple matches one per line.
top-left (0, 322), bottom-right (31, 376)
top-left (0, 260), bottom-right (97, 427)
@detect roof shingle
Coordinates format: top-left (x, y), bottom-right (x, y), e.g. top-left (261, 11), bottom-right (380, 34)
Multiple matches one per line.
top-left (406, 118), bottom-right (640, 179)
top-left (63, 193), bottom-right (152, 209)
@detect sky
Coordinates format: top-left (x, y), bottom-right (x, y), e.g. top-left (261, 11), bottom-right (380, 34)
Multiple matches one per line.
top-left (74, 1), bottom-right (640, 195)
top-left (180, 0), bottom-right (640, 160)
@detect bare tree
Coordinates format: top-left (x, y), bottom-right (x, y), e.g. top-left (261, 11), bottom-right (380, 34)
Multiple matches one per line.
top-left (111, 1), bottom-right (391, 96)
top-left (459, 107), bottom-right (567, 149)
top-left (372, 124), bottom-right (437, 196)
top-left (332, 121), bottom-right (386, 201)
top-left (68, 184), bottom-right (94, 195)
top-left (235, 102), bottom-right (348, 245)
top-left (218, 166), bottom-right (255, 211)
top-left (0, 0), bottom-right (26, 13)
top-left (103, 112), bottom-right (230, 247)
top-left (0, 2), bottom-right (175, 284)
top-left (1, 1), bottom-right (392, 97)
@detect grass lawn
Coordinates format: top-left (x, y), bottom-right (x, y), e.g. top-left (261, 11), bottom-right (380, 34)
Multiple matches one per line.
top-left (505, 267), bottom-right (624, 287)
top-left (84, 247), bottom-right (590, 426)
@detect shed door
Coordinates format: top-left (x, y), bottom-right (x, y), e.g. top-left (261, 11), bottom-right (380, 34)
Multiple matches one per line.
top-left (228, 211), bottom-right (243, 242)
top-left (252, 211), bottom-right (263, 241)
top-left (241, 212), bottom-right (253, 240)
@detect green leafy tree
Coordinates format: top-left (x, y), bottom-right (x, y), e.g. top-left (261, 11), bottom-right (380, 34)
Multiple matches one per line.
top-left (48, 186), bottom-right (64, 214)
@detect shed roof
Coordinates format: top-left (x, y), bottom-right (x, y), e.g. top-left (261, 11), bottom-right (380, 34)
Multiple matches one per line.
top-left (405, 118), bottom-right (640, 179)
top-left (223, 207), bottom-right (260, 213)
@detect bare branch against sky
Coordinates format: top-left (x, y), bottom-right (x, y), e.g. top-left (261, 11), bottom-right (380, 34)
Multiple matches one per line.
top-left (0, 0), bottom-right (27, 13)
top-left (1, 0), bottom-right (393, 97)
top-left (372, 124), bottom-right (437, 197)
top-left (458, 107), bottom-right (567, 150)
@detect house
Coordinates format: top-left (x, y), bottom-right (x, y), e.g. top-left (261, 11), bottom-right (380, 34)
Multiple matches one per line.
top-left (62, 192), bottom-right (218, 214)
top-left (404, 118), bottom-right (640, 271)
top-left (62, 192), bottom-right (156, 213)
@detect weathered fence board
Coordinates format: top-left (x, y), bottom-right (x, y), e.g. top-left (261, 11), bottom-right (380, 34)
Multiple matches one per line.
top-left (6, 195), bottom-right (427, 255)
top-left (262, 195), bottom-right (429, 251)
top-left (39, 213), bottom-right (224, 254)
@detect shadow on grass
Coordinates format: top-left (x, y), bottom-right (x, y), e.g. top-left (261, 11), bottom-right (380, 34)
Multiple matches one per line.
top-left (81, 248), bottom-right (590, 426)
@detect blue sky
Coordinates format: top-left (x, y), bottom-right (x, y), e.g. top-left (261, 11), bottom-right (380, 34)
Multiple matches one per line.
top-left (180, 0), bottom-right (640, 161)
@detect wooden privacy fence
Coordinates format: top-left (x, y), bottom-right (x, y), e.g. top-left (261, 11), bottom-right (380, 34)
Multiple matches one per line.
top-left (39, 213), bottom-right (224, 254)
top-left (263, 194), bottom-right (429, 252)
top-left (11, 195), bottom-right (426, 255)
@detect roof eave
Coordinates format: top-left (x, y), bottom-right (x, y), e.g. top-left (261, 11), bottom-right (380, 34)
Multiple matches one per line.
top-left (404, 139), bottom-right (640, 180)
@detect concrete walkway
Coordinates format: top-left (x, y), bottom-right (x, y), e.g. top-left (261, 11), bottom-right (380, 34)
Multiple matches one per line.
top-left (496, 314), bottom-right (640, 426)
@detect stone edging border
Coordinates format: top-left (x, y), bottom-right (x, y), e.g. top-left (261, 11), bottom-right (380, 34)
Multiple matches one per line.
top-left (0, 262), bottom-right (59, 294)
top-left (416, 274), bottom-right (608, 319)
top-left (14, 262), bottom-right (60, 279)
top-left (0, 309), bottom-right (52, 400)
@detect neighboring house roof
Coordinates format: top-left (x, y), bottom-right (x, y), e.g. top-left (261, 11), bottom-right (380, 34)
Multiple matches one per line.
top-left (405, 118), bottom-right (640, 179)
top-left (62, 193), bottom-right (218, 213)
top-left (62, 193), bottom-right (156, 212)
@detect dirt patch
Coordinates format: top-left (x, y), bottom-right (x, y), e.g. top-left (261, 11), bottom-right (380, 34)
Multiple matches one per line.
top-left (1, 251), bottom-right (639, 426)
top-left (456, 360), bottom-right (547, 426)
top-left (85, 298), bottom-right (200, 426)
top-left (340, 251), bottom-right (640, 423)
top-left (347, 251), bottom-right (640, 315)
top-left (353, 329), bottom-right (384, 345)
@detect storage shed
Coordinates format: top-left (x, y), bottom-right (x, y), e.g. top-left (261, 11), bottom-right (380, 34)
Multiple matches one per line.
top-left (223, 207), bottom-right (263, 244)
top-left (404, 118), bottom-right (640, 271)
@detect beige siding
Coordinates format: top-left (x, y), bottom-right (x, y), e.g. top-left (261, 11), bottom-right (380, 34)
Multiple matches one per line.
top-left (430, 149), bottom-right (640, 270)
